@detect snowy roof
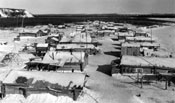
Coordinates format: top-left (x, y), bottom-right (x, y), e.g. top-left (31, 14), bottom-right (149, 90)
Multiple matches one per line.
top-left (121, 43), bottom-right (160, 47)
top-left (56, 44), bottom-right (95, 49)
top-left (120, 55), bottom-right (175, 70)
top-left (135, 30), bottom-right (147, 34)
top-left (60, 32), bottom-right (92, 43)
top-left (42, 51), bottom-right (85, 66)
top-left (126, 37), bottom-right (155, 41)
top-left (144, 50), bottom-right (172, 58)
top-left (118, 32), bottom-right (134, 37)
top-left (99, 30), bottom-right (115, 33)
top-left (3, 71), bottom-right (86, 87)
top-left (37, 43), bottom-right (48, 47)
top-left (140, 43), bottom-right (160, 47)
top-left (121, 43), bottom-right (140, 47)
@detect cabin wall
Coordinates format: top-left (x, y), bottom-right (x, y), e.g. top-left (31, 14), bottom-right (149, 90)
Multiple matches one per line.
top-left (36, 47), bottom-right (48, 57)
top-left (62, 64), bottom-right (81, 71)
top-left (4, 85), bottom-right (21, 95)
top-left (119, 67), bottom-right (168, 74)
top-left (121, 47), bottom-right (140, 56)
top-left (118, 36), bottom-right (126, 41)
top-left (120, 67), bottom-right (150, 73)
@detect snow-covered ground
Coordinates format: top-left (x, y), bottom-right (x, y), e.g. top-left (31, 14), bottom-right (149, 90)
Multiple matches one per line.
top-left (1, 23), bottom-right (175, 103)
top-left (152, 25), bottom-right (175, 53)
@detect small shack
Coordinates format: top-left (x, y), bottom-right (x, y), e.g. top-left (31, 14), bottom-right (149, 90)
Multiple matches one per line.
top-left (121, 43), bottom-right (140, 56)
top-left (35, 43), bottom-right (49, 57)
top-left (134, 31), bottom-right (150, 37)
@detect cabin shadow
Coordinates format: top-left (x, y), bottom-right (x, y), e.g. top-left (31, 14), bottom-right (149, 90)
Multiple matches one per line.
top-left (112, 44), bottom-right (121, 46)
top-left (111, 38), bottom-right (118, 41)
top-left (104, 51), bottom-right (121, 57)
top-left (97, 64), bottom-right (112, 76)
top-left (114, 47), bottom-right (121, 50)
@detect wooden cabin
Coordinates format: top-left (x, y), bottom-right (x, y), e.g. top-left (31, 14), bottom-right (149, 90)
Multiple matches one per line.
top-left (140, 43), bottom-right (160, 50)
top-left (2, 71), bottom-right (86, 100)
top-left (19, 30), bottom-right (49, 38)
top-left (118, 55), bottom-right (175, 89)
top-left (25, 51), bottom-right (88, 72)
top-left (119, 55), bottom-right (175, 74)
top-left (134, 31), bottom-right (151, 37)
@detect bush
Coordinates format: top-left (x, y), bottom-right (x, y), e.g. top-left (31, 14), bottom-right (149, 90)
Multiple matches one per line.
top-left (16, 76), bottom-right (28, 84)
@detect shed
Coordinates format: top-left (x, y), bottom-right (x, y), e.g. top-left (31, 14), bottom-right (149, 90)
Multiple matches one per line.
top-left (121, 43), bottom-right (140, 56)
top-left (39, 51), bottom-right (88, 72)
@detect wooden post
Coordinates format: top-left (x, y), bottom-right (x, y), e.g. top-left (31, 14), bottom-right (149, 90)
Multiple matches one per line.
top-left (137, 71), bottom-right (139, 83)
top-left (121, 67), bottom-right (123, 74)
top-left (168, 79), bottom-right (171, 87)
top-left (165, 78), bottom-right (168, 90)
top-left (48, 64), bottom-right (50, 72)
top-left (141, 77), bottom-right (143, 88)
top-left (153, 67), bottom-right (156, 74)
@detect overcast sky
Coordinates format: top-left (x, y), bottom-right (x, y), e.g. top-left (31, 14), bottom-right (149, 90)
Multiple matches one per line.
top-left (0, 0), bottom-right (174, 14)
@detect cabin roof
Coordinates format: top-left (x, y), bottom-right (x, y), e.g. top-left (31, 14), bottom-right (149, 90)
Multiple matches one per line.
top-left (118, 32), bottom-right (134, 37)
top-left (121, 43), bottom-right (140, 47)
top-left (42, 51), bottom-right (85, 67)
top-left (126, 37), bottom-right (155, 41)
top-left (120, 55), bottom-right (175, 70)
top-left (36, 43), bottom-right (48, 48)
top-left (3, 71), bottom-right (86, 87)
top-left (56, 44), bottom-right (94, 49)
top-left (121, 43), bottom-right (160, 48)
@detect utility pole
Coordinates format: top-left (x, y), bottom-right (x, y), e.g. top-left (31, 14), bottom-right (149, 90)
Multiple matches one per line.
top-left (21, 17), bottom-right (25, 32)
top-left (151, 28), bottom-right (152, 43)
